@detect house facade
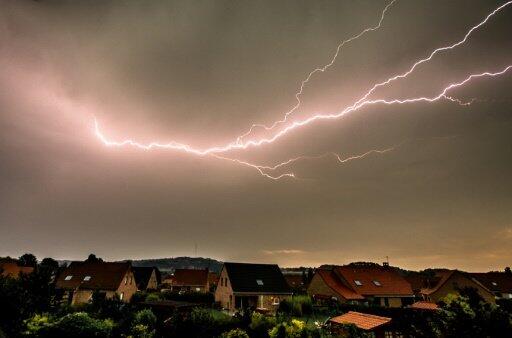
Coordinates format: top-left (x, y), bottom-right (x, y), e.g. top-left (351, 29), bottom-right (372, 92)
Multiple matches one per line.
top-left (420, 270), bottom-right (495, 303)
top-left (55, 261), bottom-right (137, 305)
top-left (0, 259), bottom-right (34, 278)
top-left (215, 262), bottom-right (292, 313)
top-left (308, 263), bottom-right (414, 307)
top-left (165, 268), bottom-right (210, 293)
top-left (133, 266), bottom-right (160, 291)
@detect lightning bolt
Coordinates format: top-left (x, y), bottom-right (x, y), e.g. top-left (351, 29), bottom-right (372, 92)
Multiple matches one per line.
top-left (236, 0), bottom-right (398, 144)
top-left (93, 1), bottom-right (512, 179)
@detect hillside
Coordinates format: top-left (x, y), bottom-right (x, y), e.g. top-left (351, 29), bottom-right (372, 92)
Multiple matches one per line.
top-left (128, 256), bottom-right (223, 273)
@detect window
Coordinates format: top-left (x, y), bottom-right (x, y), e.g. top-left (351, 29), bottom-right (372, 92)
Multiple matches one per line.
top-left (195, 287), bottom-right (201, 292)
top-left (64, 275), bottom-right (73, 281)
top-left (373, 280), bottom-right (382, 286)
top-left (119, 292), bottom-right (124, 301)
top-left (272, 297), bottom-right (280, 305)
top-left (125, 277), bottom-right (128, 285)
top-left (492, 282), bottom-right (498, 286)
top-left (83, 276), bottom-right (91, 281)
top-left (354, 280), bottom-right (362, 286)
top-left (256, 279), bottom-right (264, 286)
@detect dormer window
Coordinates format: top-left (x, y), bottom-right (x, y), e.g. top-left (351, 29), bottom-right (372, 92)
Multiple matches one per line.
top-left (256, 279), bottom-right (264, 286)
top-left (64, 275), bottom-right (73, 281)
top-left (373, 280), bottom-right (382, 286)
top-left (83, 276), bottom-right (91, 281)
top-left (354, 280), bottom-right (363, 286)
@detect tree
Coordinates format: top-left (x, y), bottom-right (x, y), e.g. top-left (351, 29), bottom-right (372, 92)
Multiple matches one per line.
top-left (505, 267), bottom-right (511, 274)
top-left (221, 328), bottom-right (250, 338)
top-left (85, 254), bottom-right (103, 263)
top-left (40, 258), bottom-right (59, 270)
top-left (19, 253), bottom-right (37, 267)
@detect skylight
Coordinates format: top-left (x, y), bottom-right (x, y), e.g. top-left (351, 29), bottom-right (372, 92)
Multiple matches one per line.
top-left (373, 280), bottom-right (382, 286)
top-left (83, 276), bottom-right (91, 281)
top-left (354, 280), bottom-right (362, 286)
top-left (256, 279), bottom-right (264, 286)
top-left (64, 275), bottom-right (73, 281)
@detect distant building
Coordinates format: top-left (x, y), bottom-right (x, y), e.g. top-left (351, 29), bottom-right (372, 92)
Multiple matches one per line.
top-left (283, 272), bottom-right (308, 293)
top-left (418, 270), bottom-right (495, 303)
top-left (328, 311), bottom-right (394, 338)
top-left (307, 263), bottom-right (414, 307)
top-left (133, 266), bottom-right (161, 291)
top-left (55, 261), bottom-right (137, 305)
top-left (470, 271), bottom-right (512, 299)
top-left (0, 259), bottom-right (33, 278)
top-left (166, 268), bottom-right (210, 293)
top-left (215, 262), bottom-right (292, 313)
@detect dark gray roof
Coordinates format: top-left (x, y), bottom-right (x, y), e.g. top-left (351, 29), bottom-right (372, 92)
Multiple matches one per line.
top-left (133, 266), bottom-right (158, 290)
top-left (224, 262), bottom-right (292, 294)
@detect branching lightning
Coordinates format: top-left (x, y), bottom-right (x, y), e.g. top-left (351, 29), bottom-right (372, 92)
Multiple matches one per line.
top-left (235, 0), bottom-right (397, 144)
top-left (93, 1), bottom-right (512, 180)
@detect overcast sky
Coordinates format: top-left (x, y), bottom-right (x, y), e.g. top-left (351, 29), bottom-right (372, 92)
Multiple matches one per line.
top-left (1, 0), bottom-right (511, 271)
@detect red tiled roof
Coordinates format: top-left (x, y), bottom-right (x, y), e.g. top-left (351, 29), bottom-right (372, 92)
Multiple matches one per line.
top-left (329, 311), bottom-right (391, 330)
top-left (335, 265), bottom-right (414, 296)
top-left (172, 268), bottom-right (208, 287)
top-left (316, 269), bottom-right (364, 300)
top-left (55, 261), bottom-right (131, 291)
top-left (0, 262), bottom-right (34, 278)
top-left (409, 301), bottom-right (439, 310)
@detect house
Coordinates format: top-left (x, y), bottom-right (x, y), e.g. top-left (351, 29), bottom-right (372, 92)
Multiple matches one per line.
top-left (470, 271), bottom-right (512, 299)
top-left (208, 271), bottom-right (219, 291)
top-left (133, 266), bottom-right (161, 291)
top-left (328, 311), bottom-right (394, 338)
top-left (408, 300), bottom-right (439, 311)
top-left (0, 259), bottom-right (34, 278)
top-left (419, 270), bottom-right (495, 303)
top-left (167, 268), bottom-right (210, 293)
top-left (307, 263), bottom-right (414, 307)
top-left (55, 261), bottom-right (137, 305)
top-left (215, 262), bottom-right (292, 313)
top-left (283, 272), bottom-right (308, 293)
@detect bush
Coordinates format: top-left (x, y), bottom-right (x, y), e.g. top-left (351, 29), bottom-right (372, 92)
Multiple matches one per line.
top-left (24, 312), bottom-right (113, 338)
top-left (221, 328), bottom-right (250, 338)
top-left (248, 312), bottom-right (276, 338)
top-left (145, 293), bottom-right (161, 302)
top-left (133, 309), bottom-right (157, 329)
top-left (278, 296), bottom-right (313, 317)
top-left (268, 319), bottom-right (320, 338)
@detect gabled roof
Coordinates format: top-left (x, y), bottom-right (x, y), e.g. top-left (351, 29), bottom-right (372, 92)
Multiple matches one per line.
top-left (0, 261), bottom-right (34, 278)
top-left (223, 262), bottom-right (292, 294)
top-left (334, 265), bottom-right (413, 296)
top-left (409, 301), bottom-right (439, 311)
top-left (133, 266), bottom-right (158, 290)
top-left (55, 261), bottom-right (131, 291)
top-left (172, 268), bottom-right (209, 287)
top-left (315, 269), bottom-right (364, 300)
top-left (329, 311), bottom-right (391, 330)
top-left (470, 272), bottom-right (512, 294)
top-left (420, 270), bottom-right (455, 295)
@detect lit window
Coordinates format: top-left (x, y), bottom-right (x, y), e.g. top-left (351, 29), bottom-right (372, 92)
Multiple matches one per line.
top-left (256, 279), bottom-right (264, 286)
top-left (83, 276), bottom-right (91, 281)
top-left (119, 292), bottom-right (124, 301)
top-left (354, 280), bottom-right (363, 286)
top-left (196, 287), bottom-right (201, 292)
top-left (64, 275), bottom-right (73, 281)
top-left (492, 282), bottom-right (498, 286)
top-left (373, 280), bottom-right (382, 286)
